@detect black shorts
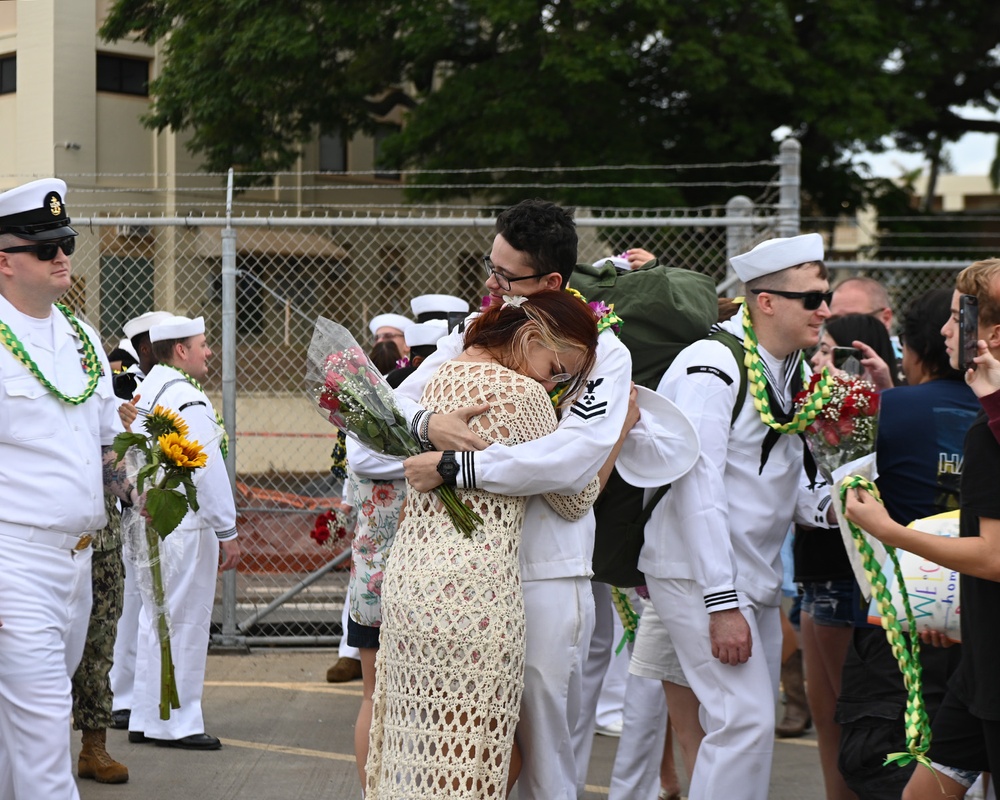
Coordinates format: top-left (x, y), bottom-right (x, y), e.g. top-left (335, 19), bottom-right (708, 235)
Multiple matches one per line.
top-left (346, 616), bottom-right (380, 649)
top-left (927, 689), bottom-right (1000, 775)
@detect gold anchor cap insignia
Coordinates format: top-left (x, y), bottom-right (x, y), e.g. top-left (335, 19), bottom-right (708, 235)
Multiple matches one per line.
top-left (49, 194), bottom-right (63, 216)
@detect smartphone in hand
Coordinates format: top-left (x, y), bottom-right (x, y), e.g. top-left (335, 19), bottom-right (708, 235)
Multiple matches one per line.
top-left (832, 346), bottom-right (863, 376)
top-left (959, 294), bottom-right (979, 371)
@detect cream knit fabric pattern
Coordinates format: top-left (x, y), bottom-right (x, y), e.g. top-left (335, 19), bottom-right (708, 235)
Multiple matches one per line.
top-left (366, 361), bottom-right (598, 798)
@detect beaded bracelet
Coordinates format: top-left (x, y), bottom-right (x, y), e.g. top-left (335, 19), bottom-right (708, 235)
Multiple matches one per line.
top-left (419, 410), bottom-right (435, 451)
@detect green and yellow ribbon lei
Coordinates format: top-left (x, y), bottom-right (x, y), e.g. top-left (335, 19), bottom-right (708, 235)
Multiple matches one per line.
top-left (165, 365), bottom-right (230, 459)
top-left (740, 300), bottom-right (831, 432)
top-left (567, 287), bottom-right (640, 646)
top-left (0, 302), bottom-right (101, 405)
top-left (838, 476), bottom-right (933, 770)
top-left (611, 587), bottom-right (640, 654)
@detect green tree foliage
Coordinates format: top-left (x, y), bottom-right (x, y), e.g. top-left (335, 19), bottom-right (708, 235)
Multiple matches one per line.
top-left (101, 0), bottom-right (1000, 215)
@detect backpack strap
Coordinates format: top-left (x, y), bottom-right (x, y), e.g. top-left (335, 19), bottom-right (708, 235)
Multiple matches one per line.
top-left (705, 329), bottom-right (748, 428)
top-left (635, 482), bottom-right (672, 527)
top-left (638, 329), bottom-right (749, 520)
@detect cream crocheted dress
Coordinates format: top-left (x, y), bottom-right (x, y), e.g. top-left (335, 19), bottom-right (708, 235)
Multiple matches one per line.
top-left (365, 360), bottom-right (599, 799)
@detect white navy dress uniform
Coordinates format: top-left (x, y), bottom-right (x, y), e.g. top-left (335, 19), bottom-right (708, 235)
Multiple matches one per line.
top-left (109, 309), bottom-right (174, 719)
top-left (0, 179), bottom-right (122, 800)
top-left (395, 316), bottom-right (634, 800)
top-left (638, 233), bottom-right (831, 800)
top-left (127, 316), bottom-right (237, 743)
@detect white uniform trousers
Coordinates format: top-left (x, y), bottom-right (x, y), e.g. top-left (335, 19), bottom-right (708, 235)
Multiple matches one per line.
top-left (572, 581), bottom-right (616, 795)
top-left (0, 531), bottom-right (92, 800)
top-left (515, 577), bottom-right (595, 800)
top-left (338, 601), bottom-right (360, 660)
top-left (596, 608), bottom-right (628, 728)
top-left (608, 669), bottom-right (668, 800)
top-left (110, 554), bottom-right (141, 711)
top-left (647, 578), bottom-right (781, 800)
top-left (608, 600), bottom-right (669, 800)
top-left (129, 527), bottom-right (219, 740)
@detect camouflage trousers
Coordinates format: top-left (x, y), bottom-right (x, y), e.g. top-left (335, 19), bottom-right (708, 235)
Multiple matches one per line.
top-left (71, 542), bottom-right (125, 731)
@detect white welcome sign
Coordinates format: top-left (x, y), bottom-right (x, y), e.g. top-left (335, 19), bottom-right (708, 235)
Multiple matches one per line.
top-left (867, 511), bottom-right (961, 643)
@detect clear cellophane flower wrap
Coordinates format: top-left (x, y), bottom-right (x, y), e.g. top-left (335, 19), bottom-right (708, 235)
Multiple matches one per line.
top-left (305, 317), bottom-right (483, 538)
top-left (115, 407), bottom-right (220, 720)
top-left (795, 371), bottom-right (884, 598)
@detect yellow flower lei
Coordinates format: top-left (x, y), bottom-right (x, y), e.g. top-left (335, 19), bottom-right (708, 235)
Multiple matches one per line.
top-left (740, 301), bottom-right (830, 433)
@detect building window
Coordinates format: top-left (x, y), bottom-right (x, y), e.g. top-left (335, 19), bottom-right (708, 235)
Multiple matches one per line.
top-left (97, 54), bottom-right (149, 96)
top-left (100, 255), bottom-right (154, 336)
top-left (0, 55), bottom-right (14, 95)
top-left (374, 125), bottom-right (401, 181)
top-left (319, 130), bottom-right (347, 173)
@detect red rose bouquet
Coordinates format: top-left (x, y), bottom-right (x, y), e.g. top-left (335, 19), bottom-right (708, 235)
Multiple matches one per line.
top-left (310, 507), bottom-right (352, 551)
top-left (306, 317), bottom-right (482, 538)
top-left (795, 371), bottom-right (880, 485)
top-left (795, 371), bottom-right (887, 599)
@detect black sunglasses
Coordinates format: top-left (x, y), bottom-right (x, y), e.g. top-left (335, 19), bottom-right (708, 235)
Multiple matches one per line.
top-left (0, 237), bottom-right (77, 261)
top-left (750, 288), bottom-right (833, 311)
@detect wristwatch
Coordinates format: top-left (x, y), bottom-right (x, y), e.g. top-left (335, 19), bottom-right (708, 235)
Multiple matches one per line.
top-left (436, 450), bottom-right (459, 486)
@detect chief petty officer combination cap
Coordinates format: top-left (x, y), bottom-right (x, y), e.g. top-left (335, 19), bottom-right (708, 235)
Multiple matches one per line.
top-left (729, 232), bottom-right (824, 283)
top-left (0, 178), bottom-right (78, 241)
top-left (149, 315), bottom-right (206, 343)
top-left (123, 310), bottom-right (175, 341)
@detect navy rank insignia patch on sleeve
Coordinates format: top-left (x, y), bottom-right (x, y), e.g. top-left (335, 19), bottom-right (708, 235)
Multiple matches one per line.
top-left (570, 377), bottom-right (609, 421)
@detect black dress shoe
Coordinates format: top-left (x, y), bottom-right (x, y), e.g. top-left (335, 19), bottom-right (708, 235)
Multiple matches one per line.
top-left (153, 733), bottom-right (222, 750)
top-left (128, 731), bottom-right (150, 744)
top-left (111, 709), bottom-right (131, 730)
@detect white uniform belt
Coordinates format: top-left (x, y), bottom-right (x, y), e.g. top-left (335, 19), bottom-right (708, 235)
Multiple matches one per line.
top-left (0, 521), bottom-right (95, 551)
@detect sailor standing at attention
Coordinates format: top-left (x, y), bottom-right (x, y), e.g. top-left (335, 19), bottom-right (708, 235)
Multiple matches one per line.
top-left (0, 178), bottom-right (131, 800)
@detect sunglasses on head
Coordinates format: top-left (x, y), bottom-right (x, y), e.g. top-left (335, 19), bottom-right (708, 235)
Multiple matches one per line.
top-left (0, 237), bottom-right (77, 261)
top-left (750, 288), bottom-right (833, 311)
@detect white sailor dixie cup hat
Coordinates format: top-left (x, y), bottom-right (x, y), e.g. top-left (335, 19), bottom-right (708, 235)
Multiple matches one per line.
top-left (123, 310), bottom-right (175, 341)
top-left (410, 294), bottom-right (469, 322)
top-left (405, 319), bottom-right (449, 348)
top-left (368, 313), bottom-right (413, 338)
top-left (0, 178), bottom-right (78, 241)
top-left (149, 315), bottom-right (206, 343)
top-left (729, 233), bottom-right (824, 283)
top-left (615, 387), bottom-right (700, 487)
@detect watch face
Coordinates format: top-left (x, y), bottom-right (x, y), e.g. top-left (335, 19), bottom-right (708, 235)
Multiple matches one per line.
top-left (437, 454), bottom-right (459, 479)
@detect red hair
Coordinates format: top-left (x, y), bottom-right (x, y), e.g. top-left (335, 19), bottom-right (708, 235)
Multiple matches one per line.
top-left (464, 290), bottom-right (599, 405)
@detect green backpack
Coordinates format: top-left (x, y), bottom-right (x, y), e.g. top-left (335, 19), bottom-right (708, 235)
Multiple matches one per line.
top-left (571, 259), bottom-right (743, 587)
top-left (571, 259), bottom-right (719, 389)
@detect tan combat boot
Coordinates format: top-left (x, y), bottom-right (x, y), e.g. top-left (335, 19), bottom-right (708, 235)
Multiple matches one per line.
top-left (775, 649), bottom-right (812, 738)
top-left (79, 728), bottom-right (129, 784)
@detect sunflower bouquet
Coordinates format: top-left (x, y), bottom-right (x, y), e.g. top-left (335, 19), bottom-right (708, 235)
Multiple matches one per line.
top-left (306, 317), bottom-right (483, 538)
top-left (113, 405), bottom-right (210, 720)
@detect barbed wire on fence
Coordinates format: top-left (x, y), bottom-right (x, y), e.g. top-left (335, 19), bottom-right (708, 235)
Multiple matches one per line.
top-left (22, 152), bottom-right (997, 645)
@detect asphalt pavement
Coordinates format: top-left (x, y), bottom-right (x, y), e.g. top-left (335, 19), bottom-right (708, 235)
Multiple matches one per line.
top-left (73, 648), bottom-right (829, 800)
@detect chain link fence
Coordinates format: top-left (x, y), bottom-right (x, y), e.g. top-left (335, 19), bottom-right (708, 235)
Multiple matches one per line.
top-left (42, 141), bottom-right (999, 646)
top-left (803, 209), bottom-right (1000, 332)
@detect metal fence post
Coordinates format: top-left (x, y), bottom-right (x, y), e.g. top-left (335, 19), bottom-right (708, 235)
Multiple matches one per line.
top-left (217, 168), bottom-right (245, 650)
top-left (778, 138), bottom-right (802, 237)
top-left (724, 195), bottom-right (754, 296)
